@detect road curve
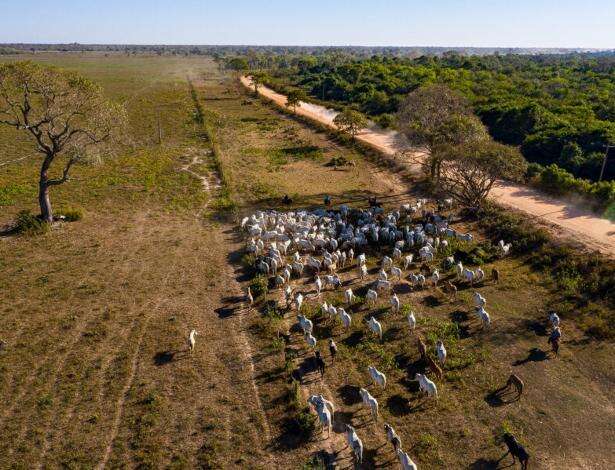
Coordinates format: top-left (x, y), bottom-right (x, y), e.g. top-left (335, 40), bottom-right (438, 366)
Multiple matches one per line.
top-left (240, 76), bottom-right (615, 256)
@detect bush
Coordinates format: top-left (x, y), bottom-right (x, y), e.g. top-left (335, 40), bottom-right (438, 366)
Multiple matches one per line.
top-left (375, 113), bottom-right (395, 128)
top-left (58, 207), bottom-right (83, 222)
top-left (292, 409), bottom-right (316, 438)
top-left (530, 164), bottom-right (615, 211)
top-left (525, 162), bottom-right (544, 179)
top-left (325, 155), bottom-right (353, 167)
top-left (249, 274), bottom-right (268, 299)
top-left (15, 210), bottom-right (49, 235)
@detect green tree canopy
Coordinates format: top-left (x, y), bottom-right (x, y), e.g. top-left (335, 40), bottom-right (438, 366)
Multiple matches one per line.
top-left (285, 89), bottom-right (306, 113)
top-left (333, 108), bottom-right (368, 137)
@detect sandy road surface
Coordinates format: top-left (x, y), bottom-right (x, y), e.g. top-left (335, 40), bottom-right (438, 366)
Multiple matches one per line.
top-left (241, 76), bottom-right (615, 256)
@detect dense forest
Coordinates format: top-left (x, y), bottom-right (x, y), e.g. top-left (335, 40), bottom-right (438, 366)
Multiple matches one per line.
top-left (257, 53), bottom-right (615, 183)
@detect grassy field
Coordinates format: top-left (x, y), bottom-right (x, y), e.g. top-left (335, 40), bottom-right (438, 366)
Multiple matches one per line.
top-left (0, 53), bottom-right (613, 469)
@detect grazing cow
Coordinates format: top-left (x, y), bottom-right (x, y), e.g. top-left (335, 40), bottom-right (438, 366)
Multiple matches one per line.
top-left (502, 433), bottom-right (529, 470)
top-left (491, 268), bottom-right (500, 284)
top-left (344, 288), bottom-right (354, 305)
top-left (314, 351), bottom-right (326, 377)
top-left (425, 354), bottom-right (443, 379)
top-left (442, 280), bottom-right (457, 299)
top-left (436, 340), bottom-right (447, 365)
top-left (407, 311), bottom-right (417, 331)
top-left (384, 423), bottom-right (401, 453)
top-left (417, 337), bottom-right (427, 359)
top-left (403, 254), bottom-right (414, 270)
top-left (345, 424), bottom-right (363, 465)
top-left (548, 327), bottom-right (561, 355)
top-left (397, 449), bottom-right (418, 470)
top-left (368, 365), bottom-right (387, 388)
top-left (368, 317), bottom-right (383, 341)
top-left (188, 329), bottom-right (198, 354)
top-left (359, 264), bottom-right (368, 280)
top-left (366, 289), bottom-right (378, 307)
top-left (390, 294), bottom-right (401, 314)
top-left (329, 339), bottom-right (337, 361)
top-left (338, 308), bottom-right (352, 330)
top-left (359, 388), bottom-right (379, 421)
top-left (415, 373), bottom-right (438, 398)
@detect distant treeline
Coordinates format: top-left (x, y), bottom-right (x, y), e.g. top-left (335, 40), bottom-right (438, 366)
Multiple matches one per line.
top-left (242, 53), bottom-right (615, 184)
top-left (0, 43), bottom-right (609, 58)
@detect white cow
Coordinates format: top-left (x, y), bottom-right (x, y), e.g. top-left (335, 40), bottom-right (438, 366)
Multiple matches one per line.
top-left (368, 365), bottom-right (387, 388)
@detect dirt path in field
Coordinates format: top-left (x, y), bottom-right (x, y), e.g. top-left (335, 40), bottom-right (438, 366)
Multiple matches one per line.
top-left (240, 76), bottom-right (615, 256)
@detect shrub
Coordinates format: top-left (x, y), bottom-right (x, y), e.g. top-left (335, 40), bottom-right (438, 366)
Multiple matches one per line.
top-left (240, 253), bottom-right (256, 269)
top-left (530, 164), bottom-right (615, 211)
top-left (325, 155), bottom-right (352, 167)
top-left (249, 274), bottom-right (268, 299)
top-left (58, 207), bottom-right (83, 222)
top-left (375, 113), bottom-right (395, 128)
top-left (525, 162), bottom-right (544, 179)
top-left (15, 210), bottom-right (49, 235)
top-left (291, 409), bottom-right (316, 438)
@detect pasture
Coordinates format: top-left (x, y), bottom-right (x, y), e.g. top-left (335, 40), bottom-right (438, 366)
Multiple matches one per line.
top-left (0, 53), bottom-right (613, 469)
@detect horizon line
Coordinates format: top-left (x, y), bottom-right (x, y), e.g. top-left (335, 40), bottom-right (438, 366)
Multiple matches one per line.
top-left (1, 42), bottom-right (613, 51)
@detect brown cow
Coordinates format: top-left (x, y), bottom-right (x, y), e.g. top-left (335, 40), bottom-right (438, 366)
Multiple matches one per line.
top-left (505, 373), bottom-right (524, 397)
top-left (425, 354), bottom-right (443, 379)
top-left (417, 337), bottom-right (427, 359)
top-left (441, 280), bottom-right (457, 299)
top-left (491, 268), bottom-right (500, 284)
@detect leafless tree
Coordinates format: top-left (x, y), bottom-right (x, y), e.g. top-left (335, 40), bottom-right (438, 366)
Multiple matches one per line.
top-left (0, 61), bottom-right (126, 222)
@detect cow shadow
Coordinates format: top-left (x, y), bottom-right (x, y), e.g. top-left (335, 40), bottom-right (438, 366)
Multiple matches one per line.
top-left (512, 347), bottom-right (548, 366)
top-left (153, 350), bottom-right (178, 366)
top-left (386, 394), bottom-right (413, 416)
top-left (338, 384), bottom-right (362, 405)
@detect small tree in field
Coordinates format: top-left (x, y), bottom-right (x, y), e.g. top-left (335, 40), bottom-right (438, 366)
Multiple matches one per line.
top-left (285, 89), bottom-right (306, 113)
top-left (333, 108), bottom-right (367, 138)
top-left (250, 71), bottom-right (268, 94)
top-left (439, 140), bottom-right (527, 209)
top-left (0, 61), bottom-right (126, 223)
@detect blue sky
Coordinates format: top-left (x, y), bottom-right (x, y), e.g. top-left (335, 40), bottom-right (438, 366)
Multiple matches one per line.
top-left (1, 0), bottom-right (613, 48)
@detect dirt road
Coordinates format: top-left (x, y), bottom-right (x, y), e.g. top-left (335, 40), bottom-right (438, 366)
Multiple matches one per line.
top-left (241, 76), bottom-right (615, 256)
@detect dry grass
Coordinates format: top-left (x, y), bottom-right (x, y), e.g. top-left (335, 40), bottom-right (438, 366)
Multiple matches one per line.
top-left (1, 53), bottom-right (613, 470)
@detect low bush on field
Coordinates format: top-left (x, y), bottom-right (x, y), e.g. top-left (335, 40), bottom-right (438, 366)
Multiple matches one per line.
top-left (249, 274), bottom-right (268, 299)
top-left (58, 207), bottom-right (84, 221)
top-left (15, 210), bottom-right (49, 235)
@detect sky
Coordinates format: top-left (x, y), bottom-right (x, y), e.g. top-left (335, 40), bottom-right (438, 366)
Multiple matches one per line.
top-left (0, 0), bottom-right (613, 49)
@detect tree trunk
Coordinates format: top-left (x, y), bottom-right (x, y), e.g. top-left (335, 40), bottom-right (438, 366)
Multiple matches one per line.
top-left (39, 157), bottom-right (53, 223)
top-left (38, 180), bottom-right (52, 223)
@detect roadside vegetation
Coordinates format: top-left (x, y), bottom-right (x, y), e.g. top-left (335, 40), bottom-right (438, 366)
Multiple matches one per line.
top-left (225, 52), bottom-right (615, 210)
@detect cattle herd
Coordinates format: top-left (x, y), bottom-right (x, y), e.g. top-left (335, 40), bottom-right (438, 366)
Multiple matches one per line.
top-left (232, 198), bottom-right (558, 468)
